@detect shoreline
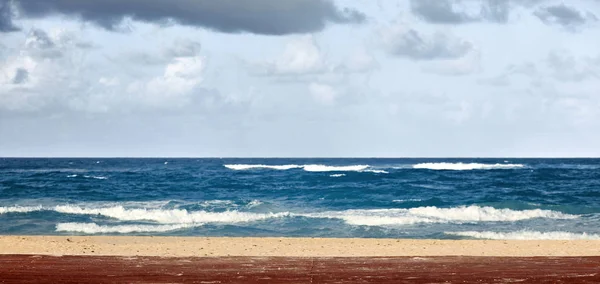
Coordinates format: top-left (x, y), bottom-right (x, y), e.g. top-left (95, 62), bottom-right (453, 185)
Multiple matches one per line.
top-left (2, 236), bottom-right (600, 257)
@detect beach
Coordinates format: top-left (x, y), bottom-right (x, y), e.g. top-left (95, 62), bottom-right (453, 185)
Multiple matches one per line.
top-left (2, 236), bottom-right (600, 257)
top-left (2, 237), bottom-right (600, 283)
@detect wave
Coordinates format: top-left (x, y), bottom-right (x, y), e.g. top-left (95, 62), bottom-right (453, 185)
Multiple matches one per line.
top-left (225, 164), bottom-right (374, 173)
top-left (304, 206), bottom-right (576, 226)
top-left (53, 205), bottom-right (289, 224)
top-left (330, 174), bottom-right (346, 177)
top-left (413, 162), bottom-right (525, 171)
top-left (302, 165), bottom-right (369, 172)
top-left (56, 223), bottom-right (201, 234)
top-left (83, 175), bottom-right (108, 180)
top-left (66, 174), bottom-right (107, 179)
top-left (224, 164), bottom-right (302, 170)
top-left (0, 205), bottom-right (43, 214)
top-left (446, 230), bottom-right (600, 240)
top-left (2, 203), bottom-right (578, 228)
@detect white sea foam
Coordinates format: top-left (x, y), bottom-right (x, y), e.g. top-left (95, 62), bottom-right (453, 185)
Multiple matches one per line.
top-left (83, 175), bottom-right (108, 180)
top-left (363, 169), bottom-right (389, 174)
top-left (224, 164), bottom-right (373, 173)
top-left (413, 162), bottom-right (525, 171)
top-left (446, 230), bottom-right (600, 240)
top-left (330, 174), bottom-right (346, 177)
top-left (304, 206), bottom-right (576, 226)
top-left (302, 165), bottom-right (369, 172)
top-left (0, 205), bottom-right (43, 214)
top-left (246, 200), bottom-right (263, 208)
top-left (56, 222), bottom-right (201, 234)
top-left (224, 164), bottom-right (302, 170)
top-left (198, 200), bottom-right (237, 208)
top-left (67, 174), bottom-right (78, 178)
top-left (392, 199), bottom-right (423, 203)
top-left (53, 205), bottom-right (289, 224)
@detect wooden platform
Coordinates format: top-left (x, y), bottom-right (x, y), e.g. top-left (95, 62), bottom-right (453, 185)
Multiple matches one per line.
top-left (1, 255), bottom-right (599, 283)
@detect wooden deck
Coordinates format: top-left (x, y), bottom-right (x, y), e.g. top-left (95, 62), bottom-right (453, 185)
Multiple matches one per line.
top-left (1, 255), bottom-right (599, 283)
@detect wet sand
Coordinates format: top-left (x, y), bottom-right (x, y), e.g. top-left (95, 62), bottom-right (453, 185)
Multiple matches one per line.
top-left (2, 236), bottom-right (600, 283)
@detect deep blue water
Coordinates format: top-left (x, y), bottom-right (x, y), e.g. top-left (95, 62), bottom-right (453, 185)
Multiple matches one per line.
top-left (1, 158), bottom-right (600, 239)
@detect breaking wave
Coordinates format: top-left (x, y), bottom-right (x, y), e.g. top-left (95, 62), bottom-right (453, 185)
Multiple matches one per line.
top-left (0, 205), bottom-right (43, 214)
top-left (1, 204), bottom-right (579, 230)
top-left (53, 205), bottom-right (290, 224)
top-left (56, 223), bottom-right (201, 234)
top-left (225, 164), bottom-right (381, 173)
top-left (304, 206), bottom-right (576, 226)
top-left (446, 230), bottom-right (600, 240)
top-left (413, 162), bottom-right (525, 171)
top-left (224, 164), bottom-right (302, 170)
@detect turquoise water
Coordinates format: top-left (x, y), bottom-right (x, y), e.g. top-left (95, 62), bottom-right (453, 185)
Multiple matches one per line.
top-left (1, 158), bottom-right (600, 239)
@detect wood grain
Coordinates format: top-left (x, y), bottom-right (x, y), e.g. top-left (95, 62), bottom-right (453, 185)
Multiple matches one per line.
top-left (1, 255), bottom-right (599, 283)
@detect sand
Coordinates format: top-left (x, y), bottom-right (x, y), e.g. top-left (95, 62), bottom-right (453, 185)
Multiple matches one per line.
top-left (2, 236), bottom-right (600, 257)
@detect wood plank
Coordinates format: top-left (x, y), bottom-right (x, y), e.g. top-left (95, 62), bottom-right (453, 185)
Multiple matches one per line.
top-left (1, 255), bottom-right (599, 283)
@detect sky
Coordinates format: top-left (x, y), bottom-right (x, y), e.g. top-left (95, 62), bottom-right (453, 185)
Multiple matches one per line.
top-left (1, 0), bottom-right (599, 157)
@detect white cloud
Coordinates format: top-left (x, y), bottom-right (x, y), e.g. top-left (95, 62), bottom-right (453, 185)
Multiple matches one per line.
top-left (309, 82), bottom-right (338, 105)
top-left (257, 35), bottom-right (327, 76)
top-left (127, 56), bottom-right (205, 108)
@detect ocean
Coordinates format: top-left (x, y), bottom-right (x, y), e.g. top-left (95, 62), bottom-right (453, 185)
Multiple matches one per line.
top-left (1, 158), bottom-right (600, 240)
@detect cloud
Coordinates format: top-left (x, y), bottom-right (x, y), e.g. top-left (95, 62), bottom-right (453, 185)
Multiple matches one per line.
top-left (410, 0), bottom-right (510, 24)
top-left (422, 48), bottom-right (481, 76)
top-left (309, 82), bottom-right (338, 105)
top-left (11, 0), bottom-right (365, 35)
top-left (0, 27), bottom-right (210, 113)
top-left (534, 4), bottom-right (597, 31)
top-left (382, 26), bottom-right (473, 60)
top-left (11, 68), bottom-right (29, 84)
top-left (255, 35), bottom-right (327, 76)
top-left (546, 51), bottom-right (599, 82)
top-left (0, 0), bottom-right (18, 32)
top-left (334, 48), bottom-right (379, 73)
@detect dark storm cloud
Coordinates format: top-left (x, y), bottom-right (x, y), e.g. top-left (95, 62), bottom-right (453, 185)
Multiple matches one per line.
top-left (11, 0), bottom-right (365, 35)
top-left (0, 0), bottom-right (19, 32)
top-left (410, 0), bottom-right (510, 24)
top-left (534, 4), bottom-right (597, 29)
top-left (387, 29), bottom-right (472, 60)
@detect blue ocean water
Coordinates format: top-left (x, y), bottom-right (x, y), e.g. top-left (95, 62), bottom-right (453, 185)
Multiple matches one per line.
top-left (1, 158), bottom-right (600, 240)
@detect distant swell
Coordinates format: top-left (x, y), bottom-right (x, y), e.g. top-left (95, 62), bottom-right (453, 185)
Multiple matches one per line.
top-left (56, 223), bottom-right (201, 234)
top-left (413, 162), bottom-right (525, 171)
top-left (446, 230), bottom-right (600, 240)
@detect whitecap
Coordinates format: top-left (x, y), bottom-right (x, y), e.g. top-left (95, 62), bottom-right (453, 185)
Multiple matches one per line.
top-left (53, 205), bottom-right (290, 224)
top-left (224, 164), bottom-right (302, 170)
top-left (445, 230), bottom-right (600, 240)
top-left (330, 174), bottom-right (346, 177)
top-left (0, 205), bottom-right (43, 214)
top-left (302, 165), bottom-right (369, 172)
top-left (83, 175), bottom-right (108, 180)
top-left (302, 206), bottom-right (576, 226)
top-left (413, 162), bottom-right (524, 171)
top-left (56, 222), bottom-right (201, 234)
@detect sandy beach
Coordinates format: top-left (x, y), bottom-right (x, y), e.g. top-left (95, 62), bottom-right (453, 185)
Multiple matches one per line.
top-left (2, 236), bottom-right (600, 257)
top-left (2, 237), bottom-right (600, 283)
